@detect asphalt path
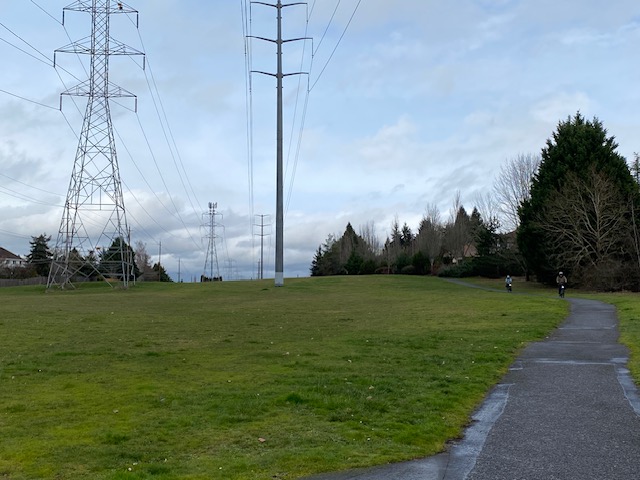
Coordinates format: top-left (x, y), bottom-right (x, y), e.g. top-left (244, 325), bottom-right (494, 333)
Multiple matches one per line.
top-left (303, 295), bottom-right (640, 480)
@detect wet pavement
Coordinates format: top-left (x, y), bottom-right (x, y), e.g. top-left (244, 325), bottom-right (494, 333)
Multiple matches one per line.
top-left (303, 298), bottom-right (640, 480)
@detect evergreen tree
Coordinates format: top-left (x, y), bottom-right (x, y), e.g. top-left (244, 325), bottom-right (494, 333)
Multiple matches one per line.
top-left (99, 237), bottom-right (140, 280)
top-left (152, 262), bottom-right (173, 282)
top-left (400, 223), bottom-right (413, 249)
top-left (310, 225), bottom-right (380, 276)
top-left (518, 112), bottom-right (640, 287)
top-left (26, 233), bottom-right (52, 276)
top-left (310, 246), bottom-right (323, 276)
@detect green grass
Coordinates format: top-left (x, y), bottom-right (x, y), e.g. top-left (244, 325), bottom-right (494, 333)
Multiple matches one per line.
top-left (0, 276), bottom-right (568, 479)
top-left (455, 276), bottom-right (557, 295)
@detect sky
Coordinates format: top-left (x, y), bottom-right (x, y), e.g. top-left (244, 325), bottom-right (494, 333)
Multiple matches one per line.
top-left (1, 0), bottom-right (640, 282)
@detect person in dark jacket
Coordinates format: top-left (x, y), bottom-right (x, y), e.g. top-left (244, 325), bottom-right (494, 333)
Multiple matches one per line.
top-left (505, 275), bottom-right (513, 292)
top-left (556, 271), bottom-right (568, 296)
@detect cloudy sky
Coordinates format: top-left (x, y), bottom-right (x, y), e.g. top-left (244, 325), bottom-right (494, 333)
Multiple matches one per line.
top-left (1, 0), bottom-right (639, 282)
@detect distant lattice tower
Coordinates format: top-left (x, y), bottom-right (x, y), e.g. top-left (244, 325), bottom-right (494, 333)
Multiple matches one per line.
top-left (203, 202), bottom-right (221, 281)
top-left (47, 1), bottom-right (144, 289)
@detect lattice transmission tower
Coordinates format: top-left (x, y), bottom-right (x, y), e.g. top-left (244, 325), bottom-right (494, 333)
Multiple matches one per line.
top-left (47, 1), bottom-right (144, 289)
top-left (202, 202), bottom-right (222, 282)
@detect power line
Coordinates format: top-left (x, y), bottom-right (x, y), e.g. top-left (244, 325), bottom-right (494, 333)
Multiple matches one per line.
top-left (0, 185), bottom-right (62, 207)
top-left (0, 21), bottom-right (52, 65)
top-left (120, 15), bottom-right (204, 254)
top-left (309, 0), bottom-right (362, 91)
top-left (313, 0), bottom-right (341, 55)
top-left (284, 6), bottom-right (313, 217)
top-left (113, 128), bottom-right (188, 243)
top-left (0, 88), bottom-right (58, 110)
top-left (0, 228), bottom-right (32, 241)
top-left (29, 0), bottom-right (62, 25)
top-left (133, 113), bottom-right (201, 251)
top-left (126, 14), bottom-right (202, 213)
top-left (242, 0), bottom-right (257, 277)
top-left (0, 172), bottom-right (62, 197)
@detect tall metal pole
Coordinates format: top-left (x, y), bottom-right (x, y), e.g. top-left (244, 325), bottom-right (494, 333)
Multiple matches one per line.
top-left (275, 1), bottom-right (284, 287)
top-left (250, 1), bottom-right (309, 287)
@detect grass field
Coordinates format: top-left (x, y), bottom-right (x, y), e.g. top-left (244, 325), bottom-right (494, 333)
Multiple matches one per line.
top-left (0, 276), bottom-right (569, 479)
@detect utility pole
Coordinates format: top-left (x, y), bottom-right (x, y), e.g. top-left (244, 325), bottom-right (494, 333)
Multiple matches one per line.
top-left (254, 214), bottom-right (271, 280)
top-left (251, 0), bottom-right (309, 287)
top-left (203, 202), bottom-right (221, 281)
top-left (47, 0), bottom-right (144, 289)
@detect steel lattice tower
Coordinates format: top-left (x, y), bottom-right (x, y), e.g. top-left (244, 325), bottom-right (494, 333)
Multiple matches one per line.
top-left (48, 1), bottom-right (144, 289)
top-left (203, 202), bottom-right (221, 281)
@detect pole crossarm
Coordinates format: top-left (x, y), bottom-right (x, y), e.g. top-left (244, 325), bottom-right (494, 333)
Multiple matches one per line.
top-left (252, 1), bottom-right (307, 7)
top-left (252, 70), bottom-right (308, 78)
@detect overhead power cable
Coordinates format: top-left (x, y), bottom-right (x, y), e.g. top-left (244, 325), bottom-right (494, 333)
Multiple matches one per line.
top-left (123, 14), bottom-right (203, 251)
top-left (310, 0), bottom-right (362, 91)
top-left (284, 5), bottom-right (313, 217)
top-left (0, 172), bottom-right (62, 197)
top-left (0, 88), bottom-right (58, 110)
top-left (0, 184), bottom-right (62, 207)
top-left (241, 0), bottom-right (257, 276)
top-left (0, 21), bottom-right (51, 65)
top-left (313, 0), bottom-right (341, 55)
top-left (0, 228), bottom-right (32, 240)
top-left (29, 0), bottom-right (62, 25)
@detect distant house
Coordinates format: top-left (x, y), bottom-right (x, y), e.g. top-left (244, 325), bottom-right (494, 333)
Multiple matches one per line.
top-left (0, 247), bottom-right (27, 269)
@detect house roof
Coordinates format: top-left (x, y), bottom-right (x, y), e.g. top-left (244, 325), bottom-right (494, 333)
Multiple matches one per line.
top-left (0, 247), bottom-right (23, 260)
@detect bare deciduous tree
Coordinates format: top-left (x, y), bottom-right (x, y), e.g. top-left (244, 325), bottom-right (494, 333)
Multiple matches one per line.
top-left (417, 202), bottom-right (443, 273)
top-left (540, 168), bottom-right (631, 282)
top-left (494, 153), bottom-right (541, 231)
top-left (474, 192), bottom-right (500, 229)
top-left (134, 240), bottom-right (153, 279)
top-left (359, 221), bottom-right (381, 256)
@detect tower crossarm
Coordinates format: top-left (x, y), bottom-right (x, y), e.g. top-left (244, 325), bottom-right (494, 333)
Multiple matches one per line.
top-left (55, 38), bottom-right (144, 59)
top-left (60, 80), bottom-right (137, 99)
top-left (63, 1), bottom-right (139, 17)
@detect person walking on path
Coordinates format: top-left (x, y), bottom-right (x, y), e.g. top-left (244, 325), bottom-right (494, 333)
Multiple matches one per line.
top-left (505, 275), bottom-right (513, 292)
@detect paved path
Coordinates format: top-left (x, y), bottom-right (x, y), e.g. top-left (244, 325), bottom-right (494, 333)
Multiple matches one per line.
top-left (304, 298), bottom-right (640, 480)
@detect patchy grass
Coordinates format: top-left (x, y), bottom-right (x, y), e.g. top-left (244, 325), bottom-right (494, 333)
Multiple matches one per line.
top-left (0, 276), bottom-right (567, 479)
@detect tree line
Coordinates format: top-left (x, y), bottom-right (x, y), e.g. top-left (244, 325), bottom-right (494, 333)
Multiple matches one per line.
top-left (0, 235), bottom-right (172, 283)
top-left (311, 199), bottom-right (522, 279)
top-left (312, 112), bottom-right (640, 291)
